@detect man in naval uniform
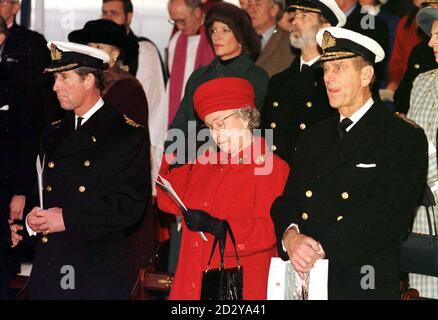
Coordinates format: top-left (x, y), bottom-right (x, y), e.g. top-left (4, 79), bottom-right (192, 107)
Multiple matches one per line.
top-left (261, 0), bottom-right (346, 165)
top-left (11, 41), bottom-right (150, 299)
top-left (271, 27), bottom-right (428, 299)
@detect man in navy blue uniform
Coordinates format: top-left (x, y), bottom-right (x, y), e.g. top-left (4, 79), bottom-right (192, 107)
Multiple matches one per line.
top-left (271, 27), bottom-right (428, 299)
top-left (11, 41), bottom-right (150, 299)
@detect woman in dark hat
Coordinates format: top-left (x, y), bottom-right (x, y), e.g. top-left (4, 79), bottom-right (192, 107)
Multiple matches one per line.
top-left (69, 19), bottom-right (148, 128)
top-left (167, 2), bottom-right (268, 145)
top-left (158, 77), bottom-right (289, 300)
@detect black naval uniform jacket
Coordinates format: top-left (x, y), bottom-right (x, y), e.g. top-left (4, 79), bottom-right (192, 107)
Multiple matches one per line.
top-left (394, 39), bottom-right (438, 114)
top-left (28, 103), bottom-right (150, 300)
top-left (261, 58), bottom-right (333, 165)
top-left (271, 103), bottom-right (428, 299)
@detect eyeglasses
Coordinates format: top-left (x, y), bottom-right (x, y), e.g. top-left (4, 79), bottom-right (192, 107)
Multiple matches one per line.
top-left (0, 0), bottom-right (17, 5)
top-left (168, 7), bottom-right (195, 27)
top-left (201, 112), bottom-right (237, 131)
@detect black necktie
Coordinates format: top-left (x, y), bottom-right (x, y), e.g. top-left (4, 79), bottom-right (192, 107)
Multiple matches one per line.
top-left (301, 64), bottom-right (310, 72)
top-left (76, 117), bottom-right (83, 130)
top-left (338, 118), bottom-right (353, 139)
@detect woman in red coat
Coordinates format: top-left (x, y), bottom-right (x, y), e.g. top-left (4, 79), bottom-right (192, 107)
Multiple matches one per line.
top-left (157, 77), bottom-right (289, 300)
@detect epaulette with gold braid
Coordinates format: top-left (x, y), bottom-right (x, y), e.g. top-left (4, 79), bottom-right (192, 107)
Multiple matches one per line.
top-left (124, 115), bottom-right (143, 128)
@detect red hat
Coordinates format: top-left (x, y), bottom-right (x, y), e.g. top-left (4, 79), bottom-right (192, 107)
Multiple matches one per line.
top-left (194, 77), bottom-right (255, 121)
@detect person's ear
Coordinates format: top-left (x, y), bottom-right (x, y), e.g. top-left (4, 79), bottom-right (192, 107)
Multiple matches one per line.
top-left (194, 7), bottom-right (202, 19)
top-left (111, 47), bottom-right (121, 63)
top-left (126, 12), bottom-right (133, 26)
top-left (84, 73), bottom-right (96, 90)
top-left (12, 2), bottom-right (21, 15)
top-left (270, 4), bottom-right (280, 20)
top-left (360, 65), bottom-right (374, 88)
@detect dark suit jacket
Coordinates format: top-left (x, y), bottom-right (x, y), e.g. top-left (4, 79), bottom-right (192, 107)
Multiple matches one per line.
top-left (261, 58), bottom-right (333, 165)
top-left (28, 103), bottom-right (150, 300)
top-left (0, 56), bottom-right (35, 255)
top-left (256, 27), bottom-right (295, 78)
top-left (271, 103), bottom-right (428, 299)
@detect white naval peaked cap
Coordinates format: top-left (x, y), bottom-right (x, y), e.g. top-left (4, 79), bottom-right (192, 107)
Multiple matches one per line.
top-left (316, 27), bottom-right (385, 63)
top-left (286, 0), bottom-right (347, 27)
top-left (44, 41), bottom-right (110, 73)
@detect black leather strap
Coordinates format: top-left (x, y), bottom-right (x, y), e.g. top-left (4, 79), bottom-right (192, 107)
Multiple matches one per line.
top-left (206, 222), bottom-right (241, 270)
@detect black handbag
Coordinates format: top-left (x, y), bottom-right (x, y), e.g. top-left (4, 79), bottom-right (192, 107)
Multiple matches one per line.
top-left (200, 223), bottom-right (243, 300)
top-left (400, 184), bottom-right (438, 277)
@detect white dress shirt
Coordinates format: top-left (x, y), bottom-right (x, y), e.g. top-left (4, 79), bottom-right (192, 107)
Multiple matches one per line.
top-left (300, 55), bottom-right (321, 72)
top-left (260, 25), bottom-right (276, 50)
top-left (340, 97), bottom-right (374, 132)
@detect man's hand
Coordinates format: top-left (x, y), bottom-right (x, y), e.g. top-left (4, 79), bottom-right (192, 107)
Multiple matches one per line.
top-left (9, 195), bottom-right (26, 221)
top-left (283, 228), bottom-right (325, 276)
top-left (27, 207), bottom-right (65, 234)
top-left (8, 220), bottom-right (23, 248)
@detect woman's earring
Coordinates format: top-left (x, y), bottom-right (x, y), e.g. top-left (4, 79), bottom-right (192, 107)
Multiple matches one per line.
top-left (239, 43), bottom-right (242, 48)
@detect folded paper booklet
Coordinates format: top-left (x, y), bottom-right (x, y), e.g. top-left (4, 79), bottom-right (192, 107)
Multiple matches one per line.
top-left (267, 258), bottom-right (328, 300)
top-left (36, 155), bottom-right (45, 209)
top-left (155, 175), bottom-right (208, 242)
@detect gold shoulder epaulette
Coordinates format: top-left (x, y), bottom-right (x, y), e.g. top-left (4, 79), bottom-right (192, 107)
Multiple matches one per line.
top-left (124, 115), bottom-right (143, 128)
top-left (120, 65), bottom-right (130, 73)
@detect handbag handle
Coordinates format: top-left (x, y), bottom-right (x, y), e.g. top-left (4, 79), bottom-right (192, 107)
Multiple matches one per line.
top-left (205, 222), bottom-right (241, 271)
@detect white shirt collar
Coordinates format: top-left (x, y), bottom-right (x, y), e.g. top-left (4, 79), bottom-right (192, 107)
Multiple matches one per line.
top-left (260, 25), bottom-right (276, 50)
top-left (300, 55), bottom-right (321, 71)
top-left (340, 97), bottom-right (374, 132)
top-left (75, 98), bottom-right (104, 128)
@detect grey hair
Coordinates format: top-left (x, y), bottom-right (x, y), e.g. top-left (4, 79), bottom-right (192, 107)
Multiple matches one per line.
top-left (272, 0), bottom-right (285, 21)
top-left (73, 67), bottom-right (105, 91)
top-left (236, 106), bottom-right (261, 129)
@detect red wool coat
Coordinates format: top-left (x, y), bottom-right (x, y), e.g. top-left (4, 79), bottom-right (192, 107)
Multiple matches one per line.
top-left (157, 137), bottom-right (289, 300)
